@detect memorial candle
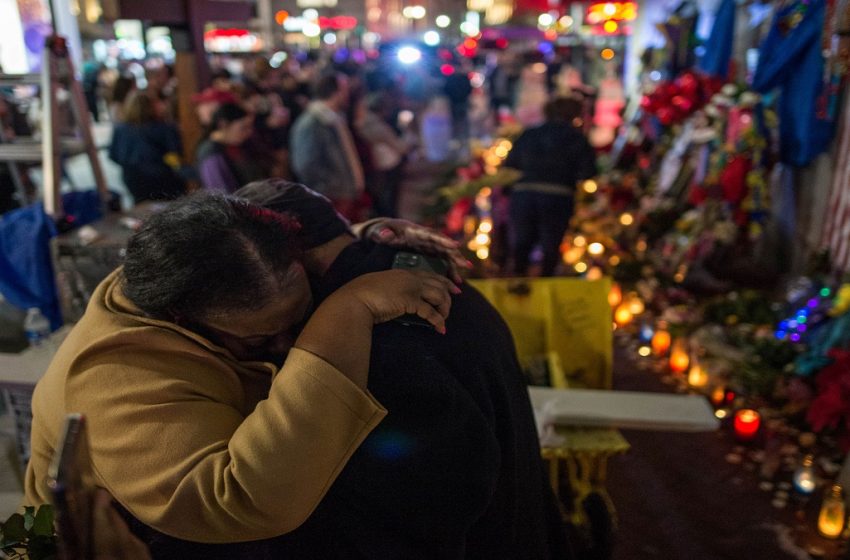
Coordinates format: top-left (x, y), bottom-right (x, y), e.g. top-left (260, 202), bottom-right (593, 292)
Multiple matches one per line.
top-left (614, 303), bottom-right (633, 327)
top-left (669, 339), bottom-right (689, 375)
top-left (733, 409), bottom-right (761, 441)
top-left (710, 385), bottom-right (726, 406)
top-left (608, 283), bottom-right (623, 307)
top-left (687, 364), bottom-right (709, 388)
top-left (818, 484), bottom-right (845, 538)
top-left (793, 455), bottom-right (817, 495)
top-left (651, 330), bottom-right (671, 357)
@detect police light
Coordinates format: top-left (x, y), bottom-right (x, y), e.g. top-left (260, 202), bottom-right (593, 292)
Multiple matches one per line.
top-left (397, 46), bottom-right (422, 64)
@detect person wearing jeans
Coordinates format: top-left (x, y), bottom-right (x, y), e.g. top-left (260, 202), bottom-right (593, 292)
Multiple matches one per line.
top-left (503, 96), bottom-right (596, 276)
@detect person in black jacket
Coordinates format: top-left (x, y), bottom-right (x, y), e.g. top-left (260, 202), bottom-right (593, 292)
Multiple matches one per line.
top-left (237, 179), bottom-right (573, 560)
top-left (503, 96), bottom-right (596, 276)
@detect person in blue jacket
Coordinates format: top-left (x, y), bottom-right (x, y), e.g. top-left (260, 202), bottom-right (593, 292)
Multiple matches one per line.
top-left (108, 91), bottom-right (186, 204)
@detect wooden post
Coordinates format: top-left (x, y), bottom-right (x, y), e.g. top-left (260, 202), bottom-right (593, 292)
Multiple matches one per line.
top-left (174, 52), bottom-right (202, 167)
top-left (41, 39), bottom-right (62, 218)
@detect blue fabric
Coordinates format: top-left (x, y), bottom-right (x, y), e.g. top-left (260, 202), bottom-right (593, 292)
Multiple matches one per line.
top-left (62, 190), bottom-right (105, 227)
top-left (772, 165), bottom-right (796, 249)
top-left (0, 203), bottom-right (62, 329)
top-left (109, 122), bottom-right (181, 167)
top-left (698, 0), bottom-right (736, 78)
top-left (795, 313), bottom-right (850, 376)
top-left (752, 0), bottom-right (834, 166)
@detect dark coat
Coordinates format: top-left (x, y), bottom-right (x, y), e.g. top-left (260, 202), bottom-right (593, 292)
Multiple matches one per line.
top-left (503, 122), bottom-right (596, 191)
top-left (108, 122), bottom-right (186, 203)
top-left (273, 242), bottom-right (572, 559)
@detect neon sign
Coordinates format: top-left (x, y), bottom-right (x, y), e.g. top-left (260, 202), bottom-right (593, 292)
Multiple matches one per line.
top-left (586, 2), bottom-right (637, 24)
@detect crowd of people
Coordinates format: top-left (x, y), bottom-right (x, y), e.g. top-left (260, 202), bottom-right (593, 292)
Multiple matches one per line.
top-left (0, 47), bottom-right (609, 271)
top-left (91, 50), bottom-right (604, 276)
top-left (98, 55), bottom-right (438, 221)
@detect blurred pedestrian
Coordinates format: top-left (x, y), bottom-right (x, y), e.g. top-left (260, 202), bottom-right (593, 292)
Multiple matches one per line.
top-left (290, 72), bottom-right (366, 221)
top-left (108, 91), bottom-right (187, 204)
top-left (191, 87), bottom-right (239, 128)
top-left (243, 81), bottom-right (290, 177)
top-left (355, 93), bottom-right (410, 217)
top-left (82, 59), bottom-right (104, 122)
top-left (443, 60), bottom-right (473, 146)
top-left (196, 102), bottom-right (263, 193)
top-left (503, 96), bottom-right (596, 276)
top-left (420, 96), bottom-right (453, 162)
top-left (107, 74), bottom-right (136, 123)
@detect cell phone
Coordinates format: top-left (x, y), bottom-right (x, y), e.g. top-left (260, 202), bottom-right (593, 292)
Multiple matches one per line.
top-left (47, 413), bottom-right (95, 560)
top-left (391, 251), bottom-right (449, 328)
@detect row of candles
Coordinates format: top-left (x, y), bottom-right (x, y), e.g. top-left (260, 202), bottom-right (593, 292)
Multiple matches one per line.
top-left (612, 283), bottom-right (848, 541)
top-left (649, 332), bottom-right (846, 539)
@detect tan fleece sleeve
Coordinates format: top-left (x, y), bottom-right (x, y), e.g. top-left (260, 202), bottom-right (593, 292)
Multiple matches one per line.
top-left (66, 343), bottom-right (385, 543)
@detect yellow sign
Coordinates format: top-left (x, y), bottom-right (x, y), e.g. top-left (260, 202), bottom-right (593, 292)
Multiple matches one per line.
top-left (469, 277), bottom-right (613, 390)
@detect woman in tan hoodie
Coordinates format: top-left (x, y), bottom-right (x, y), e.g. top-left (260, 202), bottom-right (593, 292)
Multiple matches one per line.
top-left (23, 193), bottom-right (456, 545)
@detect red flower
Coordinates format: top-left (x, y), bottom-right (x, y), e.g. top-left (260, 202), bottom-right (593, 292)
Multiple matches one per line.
top-left (444, 197), bottom-right (473, 235)
top-left (807, 350), bottom-right (850, 436)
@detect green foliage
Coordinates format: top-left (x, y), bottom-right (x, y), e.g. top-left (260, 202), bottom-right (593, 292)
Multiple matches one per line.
top-left (703, 290), bottom-right (779, 327)
top-left (611, 257), bottom-right (646, 283)
top-left (426, 168), bottom-right (522, 219)
top-left (0, 505), bottom-right (57, 559)
top-left (725, 329), bottom-right (800, 399)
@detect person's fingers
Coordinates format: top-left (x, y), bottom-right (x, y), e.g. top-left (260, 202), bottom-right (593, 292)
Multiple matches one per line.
top-left (415, 301), bottom-right (447, 334)
top-left (446, 252), bottom-right (471, 283)
top-left (419, 284), bottom-right (451, 318)
top-left (422, 230), bottom-right (459, 249)
top-left (94, 487), bottom-right (113, 509)
top-left (92, 489), bottom-right (120, 557)
top-left (92, 489), bottom-right (152, 560)
top-left (377, 227), bottom-right (397, 242)
top-left (417, 277), bottom-right (453, 319)
top-left (413, 269), bottom-right (458, 295)
top-left (447, 262), bottom-right (463, 285)
top-left (105, 506), bottom-right (152, 559)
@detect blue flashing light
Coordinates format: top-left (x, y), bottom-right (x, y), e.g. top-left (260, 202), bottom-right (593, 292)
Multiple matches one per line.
top-left (538, 42), bottom-right (554, 54)
top-left (397, 46), bottom-right (422, 64)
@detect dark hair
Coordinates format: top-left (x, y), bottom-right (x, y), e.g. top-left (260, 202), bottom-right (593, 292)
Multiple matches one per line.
top-left (121, 193), bottom-right (302, 323)
top-left (211, 68), bottom-right (233, 84)
top-left (241, 80), bottom-right (267, 98)
top-left (544, 96), bottom-right (584, 123)
top-left (110, 75), bottom-right (136, 104)
top-left (123, 91), bottom-right (158, 125)
top-left (365, 92), bottom-right (386, 113)
top-left (313, 73), bottom-right (344, 100)
top-left (235, 179), bottom-right (350, 249)
top-left (208, 102), bottom-right (249, 135)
